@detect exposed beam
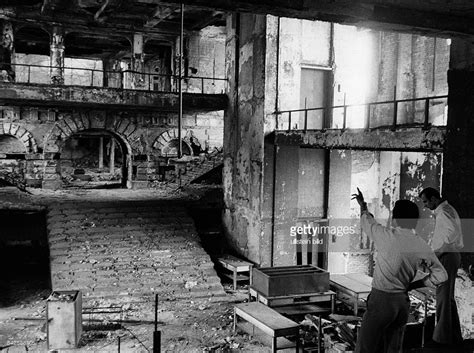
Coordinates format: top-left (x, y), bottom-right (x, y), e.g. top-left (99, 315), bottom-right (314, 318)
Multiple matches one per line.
top-left (190, 11), bottom-right (224, 30)
top-left (274, 127), bottom-right (446, 152)
top-left (159, 0), bottom-right (474, 37)
top-left (144, 5), bottom-right (176, 28)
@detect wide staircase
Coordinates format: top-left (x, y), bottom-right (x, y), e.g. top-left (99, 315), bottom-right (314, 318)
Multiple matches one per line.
top-left (46, 199), bottom-right (226, 305)
top-left (169, 150), bottom-right (223, 186)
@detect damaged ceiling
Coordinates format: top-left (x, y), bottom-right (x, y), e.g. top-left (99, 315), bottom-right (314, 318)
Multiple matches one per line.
top-left (5, 0), bottom-right (226, 60)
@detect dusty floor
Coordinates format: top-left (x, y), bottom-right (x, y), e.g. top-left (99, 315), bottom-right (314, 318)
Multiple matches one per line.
top-left (0, 186), bottom-right (272, 352)
top-left (0, 186), bottom-right (472, 352)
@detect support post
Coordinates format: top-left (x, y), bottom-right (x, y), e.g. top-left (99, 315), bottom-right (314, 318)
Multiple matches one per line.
top-left (50, 26), bottom-right (65, 85)
top-left (109, 138), bottom-right (115, 174)
top-left (178, 3), bottom-right (184, 158)
top-left (0, 20), bottom-right (14, 82)
top-left (99, 136), bottom-right (104, 169)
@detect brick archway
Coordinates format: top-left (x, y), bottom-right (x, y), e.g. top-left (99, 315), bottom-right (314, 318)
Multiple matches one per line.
top-left (0, 122), bottom-right (38, 153)
top-left (152, 128), bottom-right (193, 156)
top-left (43, 112), bottom-right (140, 188)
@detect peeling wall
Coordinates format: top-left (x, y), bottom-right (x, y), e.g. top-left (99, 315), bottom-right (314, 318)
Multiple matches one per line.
top-left (223, 13), bottom-right (268, 263)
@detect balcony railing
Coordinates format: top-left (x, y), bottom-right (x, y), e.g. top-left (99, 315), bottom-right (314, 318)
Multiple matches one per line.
top-left (276, 94), bottom-right (448, 131)
top-left (2, 62), bottom-right (227, 94)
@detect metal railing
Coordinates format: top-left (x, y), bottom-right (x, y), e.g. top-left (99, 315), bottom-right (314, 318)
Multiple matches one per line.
top-left (276, 94), bottom-right (449, 132)
top-left (1, 62), bottom-right (227, 94)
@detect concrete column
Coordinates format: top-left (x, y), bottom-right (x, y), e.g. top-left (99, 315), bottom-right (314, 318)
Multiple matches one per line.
top-left (443, 37), bottom-right (474, 268)
top-left (0, 20), bottom-right (14, 82)
top-left (50, 26), bottom-right (65, 85)
top-left (109, 138), bottom-right (115, 174)
top-left (98, 136), bottom-right (104, 169)
top-left (131, 33), bottom-right (145, 89)
top-left (223, 14), bottom-right (275, 264)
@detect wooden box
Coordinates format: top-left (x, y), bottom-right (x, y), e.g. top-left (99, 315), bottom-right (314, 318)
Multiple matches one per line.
top-left (252, 265), bottom-right (329, 297)
top-left (47, 290), bottom-right (82, 349)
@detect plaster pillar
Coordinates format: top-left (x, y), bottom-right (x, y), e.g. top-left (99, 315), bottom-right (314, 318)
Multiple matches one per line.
top-left (131, 33), bottom-right (145, 89)
top-left (50, 26), bottom-right (65, 85)
top-left (0, 20), bottom-right (14, 82)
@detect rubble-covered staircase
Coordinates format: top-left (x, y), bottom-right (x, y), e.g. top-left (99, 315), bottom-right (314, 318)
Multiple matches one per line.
top-left (47, 199), bottom-right (226, 305)
top-left (168, 150), bottom-right (223, 186)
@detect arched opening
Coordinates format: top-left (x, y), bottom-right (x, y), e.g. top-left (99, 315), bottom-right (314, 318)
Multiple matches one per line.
top-left (0, 135), bottom-right (27, 154)
top-left (161, 138), bottom-right (193, 157)
top-left (59, 129), bottom-right (130, 189)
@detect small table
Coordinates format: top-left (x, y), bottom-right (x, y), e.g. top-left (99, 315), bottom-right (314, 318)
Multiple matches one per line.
top-left (234, 302), bottom-right (300, 352)
top-left (217, 255), bottom-right (253, 290)
top-left (330, 273), bottom-right (372, 315)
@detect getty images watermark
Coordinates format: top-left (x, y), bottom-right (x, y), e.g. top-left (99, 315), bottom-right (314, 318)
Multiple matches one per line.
top-left (290, 221), bottom-right (357, 245)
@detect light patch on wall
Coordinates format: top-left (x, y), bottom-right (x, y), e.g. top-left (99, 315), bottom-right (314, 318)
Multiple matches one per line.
top-left (344, 29), bottom-right (374, 128)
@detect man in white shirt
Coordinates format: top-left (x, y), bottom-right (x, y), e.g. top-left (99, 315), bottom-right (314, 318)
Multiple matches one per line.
top-left (352, 188), bottom-right (447, 353)
top-left (419, 187), bottom-right (464, 345)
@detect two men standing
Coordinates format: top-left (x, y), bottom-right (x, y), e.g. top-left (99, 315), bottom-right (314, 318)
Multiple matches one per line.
top-left (419, 187), bottom-right (464, 345)
top-left (353, 186), bottom-right (464, 353)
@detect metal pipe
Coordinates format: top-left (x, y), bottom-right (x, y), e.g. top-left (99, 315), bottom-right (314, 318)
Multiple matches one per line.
top-left (270, 17), bottom-right (280, 267)
top-left (178, 3), bottom-right (184, 158)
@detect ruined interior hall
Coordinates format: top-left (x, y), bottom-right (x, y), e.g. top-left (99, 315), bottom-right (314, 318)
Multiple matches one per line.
top-left (1, 0), bottom-right (474, 351)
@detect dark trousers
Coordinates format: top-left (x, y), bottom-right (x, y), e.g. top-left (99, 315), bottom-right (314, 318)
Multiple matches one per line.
top-left (433, 251), bottom-right (463, 344)
top-left (355, 288), bottom-right (409, 353)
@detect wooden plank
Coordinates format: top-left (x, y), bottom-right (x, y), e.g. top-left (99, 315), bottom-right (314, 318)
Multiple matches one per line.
top-left (218, 255), bottom-right (252, 271)
top-left (234, 302), bottom-right (299, 337)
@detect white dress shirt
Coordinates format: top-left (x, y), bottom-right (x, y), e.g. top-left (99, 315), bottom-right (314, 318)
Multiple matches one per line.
top-left (431, 200), bottom-right (464, 252)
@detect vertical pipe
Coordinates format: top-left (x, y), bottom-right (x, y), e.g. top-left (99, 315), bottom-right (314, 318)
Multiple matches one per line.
top-left (392, 85), bottom-right (398, 130)
top-left (270, 17), bottom-right (280, 267)
top-left (178, 3), bottom-right (184, 158)
top-left (432, 37), bottom-right (437, 92)
top-left (342, 93), bottom-right (347, 130)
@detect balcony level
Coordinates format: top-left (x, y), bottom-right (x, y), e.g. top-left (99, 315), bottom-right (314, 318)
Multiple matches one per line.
top-left (274, 95), bottom-right (448, 152)
top-left (0, 63), bottom-right (228, 112)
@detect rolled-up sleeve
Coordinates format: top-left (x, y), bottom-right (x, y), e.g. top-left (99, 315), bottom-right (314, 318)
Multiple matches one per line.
top-left (423, 254), bottom-right (448, 287)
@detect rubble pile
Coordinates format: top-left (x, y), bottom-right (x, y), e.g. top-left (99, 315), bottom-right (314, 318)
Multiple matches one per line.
top-left (300, 314), bottom-right (360, 352)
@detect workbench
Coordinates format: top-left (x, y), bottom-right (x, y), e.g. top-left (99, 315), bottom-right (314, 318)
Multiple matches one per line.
top-left (330, 273), bottom-right (372, 315)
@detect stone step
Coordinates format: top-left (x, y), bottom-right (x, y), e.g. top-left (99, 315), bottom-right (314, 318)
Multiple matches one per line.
top-left (46, 199), bottom-right (225, 303)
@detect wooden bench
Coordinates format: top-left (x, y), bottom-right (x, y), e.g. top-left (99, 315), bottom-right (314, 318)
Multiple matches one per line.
top-left (217, 254), bottom-right (253, 290)
top-left (234, 302), bottom-right (300, 352)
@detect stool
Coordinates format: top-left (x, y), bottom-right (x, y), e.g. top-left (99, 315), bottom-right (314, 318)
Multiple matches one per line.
top-left (217, 254), bottom-right (253, 290)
